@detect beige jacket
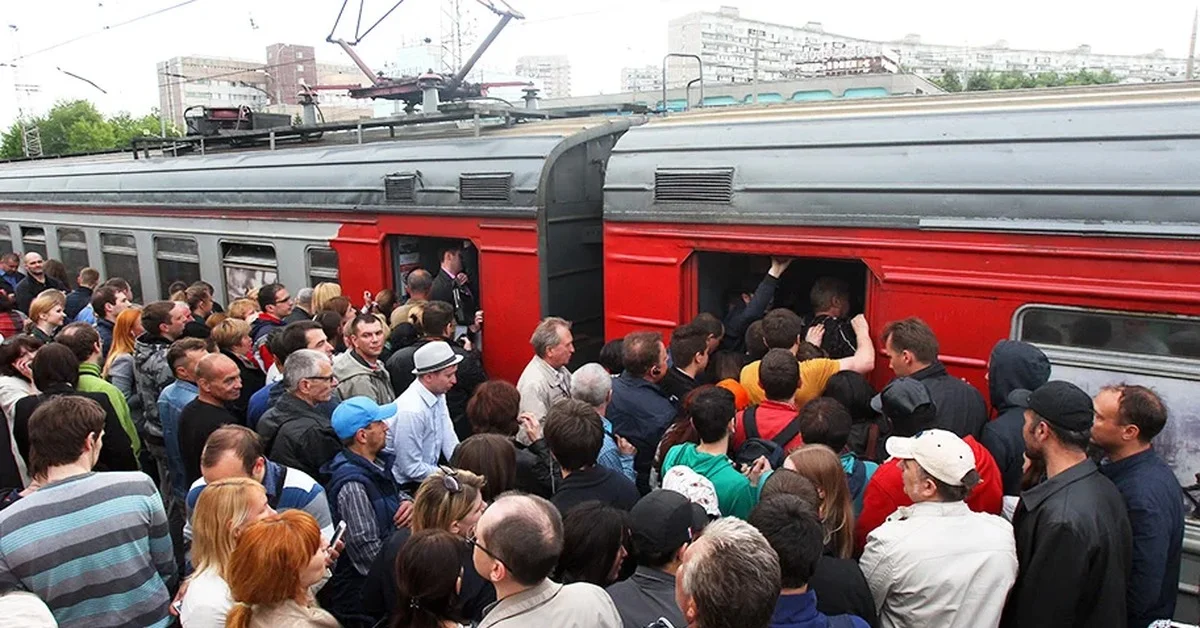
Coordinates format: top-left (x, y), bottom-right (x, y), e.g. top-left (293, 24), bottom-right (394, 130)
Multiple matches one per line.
top-left (243, 600), bottom-right (340, 628)
top-left (478, 579), bottom-right (622, 628)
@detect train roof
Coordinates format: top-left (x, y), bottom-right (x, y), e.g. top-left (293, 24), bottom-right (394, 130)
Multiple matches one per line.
top-left (604, 82), bottom-right (1200, 236)
top-left (0, 111), bottom-right (642, 216)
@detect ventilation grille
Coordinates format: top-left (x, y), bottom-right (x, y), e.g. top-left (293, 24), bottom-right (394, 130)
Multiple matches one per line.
top-left (654, 167), bottom-right (735, 204)
top-left (459, 172), bottom-right (513, 203)
top-left (384, 172), bottom-right (417, 204)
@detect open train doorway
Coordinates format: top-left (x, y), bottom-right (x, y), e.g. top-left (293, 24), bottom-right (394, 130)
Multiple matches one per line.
top-left (389, 235), bottom-right (482, 342)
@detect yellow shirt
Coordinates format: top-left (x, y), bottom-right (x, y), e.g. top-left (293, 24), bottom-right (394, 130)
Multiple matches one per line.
top-left (739, 358), bottom-right (843, 409)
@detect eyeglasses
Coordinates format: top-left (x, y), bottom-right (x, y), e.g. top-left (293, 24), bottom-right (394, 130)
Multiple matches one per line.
top-left (276, 297), bottom-right (292, 304)
top-left (467, 533), bottom-right (503, 564)
top-left (304, 375), bottom-right (337, 383)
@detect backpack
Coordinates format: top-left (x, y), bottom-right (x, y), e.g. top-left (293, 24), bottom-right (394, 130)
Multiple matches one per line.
top-left (805, 314), bottom-right (857, 359)
top-left (733, 405), bottom-right (803, 469)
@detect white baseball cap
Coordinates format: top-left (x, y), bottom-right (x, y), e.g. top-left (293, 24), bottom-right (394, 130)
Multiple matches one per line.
top-left (885, 429), bottom-right (976, 486)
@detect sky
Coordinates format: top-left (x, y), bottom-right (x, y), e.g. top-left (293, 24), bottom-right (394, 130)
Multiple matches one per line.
top-left (1, 0), bottom-right (1197, 128)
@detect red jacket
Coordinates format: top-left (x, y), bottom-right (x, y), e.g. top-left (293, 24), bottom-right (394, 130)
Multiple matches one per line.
top-left (732, 400), bottom-right (804, 453)
top-left (854, 435), bottom-right (1004, 553)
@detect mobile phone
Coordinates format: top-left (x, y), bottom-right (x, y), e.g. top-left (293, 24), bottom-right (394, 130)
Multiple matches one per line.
top-left (329, 520), bottom-right (347, 548)
top-left (171, 599), bottom-right (183, 614)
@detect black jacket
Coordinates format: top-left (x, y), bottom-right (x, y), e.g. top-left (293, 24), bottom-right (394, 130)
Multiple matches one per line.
top-left (608, 373), bottom-right (676, 495)
top-left (64, 286), bottom-right (93, 320)
top-left (220, 349), bottom-right (266, 424)
top-left (12, 385), bottom-right (139, 476)
top-left (361, 527), bottom-right (496, 624)
top-left (430, 270), bottom-right (477, 327)
top-left (910, 361), bottom-right (989, 439)
top-left (660, 368), bottom-right (700, 403)
top-left (14, 275), bottom-right (66, 314)
top-left (256, 392), bottom-right (342, 483)
top-left (980, 341), bottom-right (1050, 495)
top-left (719, 274), bottom-right (778, 354)
top-left (178, 398), bottom-right (238, 487)
top-left (551, 465), bottom-right (639, 515)
top-left (385, 337), bottom-right (486, 441)
top-left (283, 307), bottom-right (312, 324)
top-left (1001, 459), bottom-right (1132, 628)
top-left (809, 554), bottom-right (879, 627)
top-left (182, 316), bottom-right (210, 340)
top-left (514, 439), bottom-right (557, 498)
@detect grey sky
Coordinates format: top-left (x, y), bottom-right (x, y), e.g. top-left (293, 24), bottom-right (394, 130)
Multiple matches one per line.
top-left (1, 0), bottom-right (1195, 128)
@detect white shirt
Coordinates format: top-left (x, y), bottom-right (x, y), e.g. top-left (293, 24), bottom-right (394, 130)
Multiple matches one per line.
top-left (859, 500), bottom-right (1018, 628)
top-left (390, 379), bottom-right (458, 486)
top-left (179, 567), bottom-right (232, 628)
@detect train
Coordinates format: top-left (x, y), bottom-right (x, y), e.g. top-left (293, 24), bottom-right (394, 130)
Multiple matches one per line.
top-left (2, 83), bottom-right (1199, 621)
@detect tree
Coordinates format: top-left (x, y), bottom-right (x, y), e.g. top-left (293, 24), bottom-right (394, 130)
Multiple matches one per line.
top-left (1, 122), bottom-right (27, 160)
top-left (933, 69), bottom-right (963, 92)
top-left (0, 100), bottom-right (173, 160)
top-left (966, 71), bottom-right (997, 91)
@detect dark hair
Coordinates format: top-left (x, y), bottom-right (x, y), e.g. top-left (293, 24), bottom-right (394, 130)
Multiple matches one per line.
top-left (745, 320), bottom-right (767, 362)
top-left (1030, 412), bottom-right (1091, 452)
top-left (54, 322), bottom-right (101, 363)
top-left (390, 529), bottom-right (468, 628)
top-left (90, 286), bottom-right (121, 319)
top-left (690, 387), bottom-right (736, 443)
top-left (762, 309), bottom-right (803, 350)
top-left (691, 312), bottom-right (724, 342)
top-left (748, 494), bottom-right (825, 589)
top-left (313, 311), bottom-right (344, 350)
top-left (622, 331), bottom-right (663, 378)
top-left (257, 283), bottom-right (286, 311)
top-left (708, 350), bottom-right (744, 382)
top-left (1104, 384), bottom-right (1168, 443)
top-left (437, 246), bottom-right (461, 263)
top-left (348, 313), bottom-right (382, 337)
top-left (0, 336), bottom-right (43, 380)
top-left (555, 501), bottom-right (630, 587)
top-left (185, 285), bottom-right (211, 312)
top-left (167, 280), bottom-right (189, 297)
top-left (670, 324), bottom-right (709, 370)
top-left (810, 277), bottom-right (850, 313)
top-left (481, 494), bottom-right (564, 586)
top-left (451, 434), bottom-right (516, 502)
top-left (598, 338), bottom-right (625, 375)
top-left (466, 380), bottom-right (521, 437)
top-left (420, 301), bottom-right (455, 339)
top-left (405, 269), bottom-right (433, 295)
top-left (891, 402), bottom-right (939, 438)
top-left (655, 386), bottom-right (709, 464)
top-left (797, 398), bottom-right (853, 453)
top-left (374, 289), bottom-right (397, 317)
top-left (201, 425), bottom-right (264, 474)
top-left (272, 320), bottom-right (322, 366)
top-left (104, 277), bottom-right (131, 293)
top-left (44, 259), bottom-right (70, 288)
top-left (28, 396), bottom-right (106, 477)
top-left (759, 348), bottom-right (799, 401)
top-left (142, 301), bottom-right (177, 338)
top-left (544, 399), bottom-right (604, 470)
top-left (760, 468), bottom-right (821, 511)
top-left (0, 290), bottom-right (15, 314)
top-left (882, 317), bottom-right (939, 363)
top-left (31, 343), bottom-right (80, 390)
top-left (167, 337), bottom-right (209, 376)
top-left (795, 342), bottom-right (825, 362)
top-left (822, 371), bottom-right (877, 423)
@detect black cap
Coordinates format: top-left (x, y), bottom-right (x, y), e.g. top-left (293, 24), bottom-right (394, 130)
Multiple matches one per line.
top-left (630, 490), bottom-right (708, 559)
top-left (871, 377), bottom-right (934, 418)
top-left (1011, 380), bottom-right (1093, 432)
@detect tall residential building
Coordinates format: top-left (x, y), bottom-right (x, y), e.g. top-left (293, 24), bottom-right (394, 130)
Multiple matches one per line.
top-left (621, 66), bottom-right (663, 93)
top-left (515, 55), bottom-right (571, 99)
top-left (266, 44), bottom-right (318, 105)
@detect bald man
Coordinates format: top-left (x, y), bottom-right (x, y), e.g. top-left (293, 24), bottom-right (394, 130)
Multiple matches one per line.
top-left (177, 353), bottom-right (243, 487)
top-left (14, 252), bottom-right (66, 313)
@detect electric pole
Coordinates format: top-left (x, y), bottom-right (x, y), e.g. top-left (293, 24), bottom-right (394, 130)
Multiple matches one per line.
top-left (1188, 7), bottom-right (1197, 80)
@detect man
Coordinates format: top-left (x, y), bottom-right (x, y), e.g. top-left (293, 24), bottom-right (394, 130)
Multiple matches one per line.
top-left (740, 309), bottom-right (874, 408)
top-left (660, 387), bottom-right (770, 519)
top-left (0, 253), bottom-right (24, 294)
top-left (546, 399), bottom-right (639, 514)
top-left (802, 277), bottom-right (859, 359)
top-left (322, 397), bottom-right (411, 623)
top-left (750, 494), bottom-right (870, 628)
top-left (608, 331), bottom-right (677, 494)
top-left (77, 278), bottom-right (133, 325)
top-left (474, 493), bottom-right (622, 628)
top-left (285, 286), bottom-right (315, 324)
top-left (157, 337), bottom-right (209, 502)
top-left (607, 489), bottom-right (708, 628)
top-left (0, 397), bottom-right (176, 627)
top-left (64, 266), bottom-right (98, 321)
top-left (675, 517), bottom-right (781, 628)
top-left (14, 252), bottom-right (66, 313)
top-left (182, 285), bottom-right (213, 339)
top-left (386, 301), bottom-right (485, 440)
top-left (856, 377), bottom-right (1003, 551)
top-left (732, 348), bottom-right (804, 452)
top-left (55, 322), bottom-right (142, 464)
top-left (571, 362), bottom-right (636, 483)
top-left (691, 312), bottom-right (724, 356)
top-left (430, 245), bottom-right (480, 335)
top-left (389, 269), bottom-right (432, 330)
top-left (90, 285), bottom-right (131, 360)
top-left (256, 349), bottom-right (343, 482)
top-left (134, 301), bottom-right (192, 497)
top-left (881, 317), bottom-right (989, 439)
top-left (516, 316), bottom-right (574, 424)
top-left (980, 340), bottom-right (1051, 495)
top-left (661, 322), bottom-right (709, 400)
top-left (720, 257), bottom-right (792, 353)
top-left (177, 353), bottom-right (242, 487)
top-left (187, 424), bottom-right (334, 540)
top-left (247, 320), bottom-right (336, 426)
top-left (334, 314), bottom-right (396, 405)
top-left (1091, 384), bottom-right (1183, 628)
top-left (859, 430), bottom-right (1018, 628)
top-left (391, 341), bottom-right (462, 489)
top-left (794, 397), bottom-right (877, 515)
top-left (249, 282), bottom-right (292, 371)
top-left (1000, 381), bottom-right (1132, 628)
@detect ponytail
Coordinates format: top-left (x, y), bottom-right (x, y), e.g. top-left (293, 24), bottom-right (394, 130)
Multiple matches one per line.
top-left (225, 602), bottom-right (253, 628)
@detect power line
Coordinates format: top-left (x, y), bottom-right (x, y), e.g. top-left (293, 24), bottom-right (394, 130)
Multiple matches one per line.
top-left (4, 0), bottom-right (202, 65)
top-left (156, 58), bottom-right (302, 89)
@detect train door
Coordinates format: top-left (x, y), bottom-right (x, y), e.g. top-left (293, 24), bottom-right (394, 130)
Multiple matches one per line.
top-left (389, 234), bottom-right (482, 335)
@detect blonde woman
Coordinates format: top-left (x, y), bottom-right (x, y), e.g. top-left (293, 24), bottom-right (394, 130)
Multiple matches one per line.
top-left (25, 290), bottom-right (66, 344)
top-left (180, 478), bottom-right (276, 628)
top-left (227, 298), bottom-right (260, 322)
top-left (311, 282), bottom-right (342, 315)
top-left (786, 444), bottom-right (856, 559)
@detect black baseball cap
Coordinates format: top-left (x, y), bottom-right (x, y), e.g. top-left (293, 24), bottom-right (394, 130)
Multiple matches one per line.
top-left (1011, 380), bottom-right (1093, 431)
top-left (870, 377), bottom-right (934, 418)
top-left (630, 490), bottom-right (708, 559)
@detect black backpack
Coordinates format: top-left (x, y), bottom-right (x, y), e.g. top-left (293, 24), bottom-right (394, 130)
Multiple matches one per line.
top-left (733, 405), bottom-right (803, 470)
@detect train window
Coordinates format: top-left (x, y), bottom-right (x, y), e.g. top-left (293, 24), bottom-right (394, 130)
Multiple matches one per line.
top-left (307, 247), bottom-right (339, 287)
top-left (1016, 306), bottom-right (1200, 360)
top-left (221, 242), bottom-right (277, 304)
top-left (21, 227), bottom-right (47, 259)
top-left (155, 236), bottom-right (202, 298)
top-left (0, 225), bottom-right (13, 257)
top-left (58, 228), bottom-right (89, 289)
top-left (101, 232), bottom-right (143, 303)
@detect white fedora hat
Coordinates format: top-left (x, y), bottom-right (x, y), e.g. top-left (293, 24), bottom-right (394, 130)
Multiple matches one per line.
top-left (412, 341), bottom-right (465, 375)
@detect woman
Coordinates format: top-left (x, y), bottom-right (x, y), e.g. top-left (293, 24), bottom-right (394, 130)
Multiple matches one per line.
top-left (0, 290), bottom-right (27, 340)
top-left (43, 260), bottom-right (70, 291)
top-left (25, 290), bottom-right (66, 344)
top-left (314, 310), bottom-right (347, 355)
top-left (373, 288), bottom-right (397, 322)
top-left (466, 380), bottom-right (555, 497)
top-left (12, 343), bottom-right (138, 474)
top-left (225, 510), bottom-right (337, 628)
top-left (210, 318), bottom-right (266, 423)
top-left (104, 307), bottom-right (144, 435)
top-left (311, 282), bottom-right (342, 314)
top-left (180, 478), bottom-right (276, 628)
top-left (785, 444), bottom-right (855, 559)
top-left (390, 530), bottom-right (471, 628)
top-left (654, 386), bottom-right (709, 475)
top-left (451, 434), bottom-right (516, 502)
top-left (709, 351), bottom-right (751, 411)
top-left (385, 301), bottom-right (424, 361)
top-left (361, 467), bottom-right (493, 625)
top-left (554, 501), bottom-right (630, 587)
top-left (227, 298), bottom-right (260, 322)
top-left (0, 336), bottom-right (41, 488)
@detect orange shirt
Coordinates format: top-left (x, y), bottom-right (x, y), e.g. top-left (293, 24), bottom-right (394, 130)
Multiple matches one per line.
top-left (739, 358), bottom-right (843, 409)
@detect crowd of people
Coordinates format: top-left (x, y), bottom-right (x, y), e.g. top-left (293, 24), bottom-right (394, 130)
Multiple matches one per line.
top-left (0, 248), bottom-right (1187, 628)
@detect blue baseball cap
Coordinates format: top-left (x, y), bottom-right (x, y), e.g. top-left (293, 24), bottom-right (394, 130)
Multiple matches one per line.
top-left (332, 396), bottom-right (397, 440)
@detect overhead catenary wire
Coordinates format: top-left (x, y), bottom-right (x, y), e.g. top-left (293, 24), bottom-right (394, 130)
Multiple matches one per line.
top-left (2, 0), bottom-right (202, 65)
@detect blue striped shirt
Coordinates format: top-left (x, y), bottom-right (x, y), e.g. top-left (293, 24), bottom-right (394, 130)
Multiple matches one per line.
top-left (0, 472), bottom-right (176, 628)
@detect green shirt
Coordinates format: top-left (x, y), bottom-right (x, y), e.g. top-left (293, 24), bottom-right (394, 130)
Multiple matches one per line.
top-left (662, 443), bottom-right (761, 519)
top-left (78, 362), bottom-right (142, 460)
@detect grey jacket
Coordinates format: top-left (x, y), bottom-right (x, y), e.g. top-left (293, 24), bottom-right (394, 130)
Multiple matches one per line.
top-left (606, 566), bottom-right (684, 628)
top-left (478, 579), bottom-right (622, 628)
top-left (332, 351), bottom-right (395, 406)
top-left (107, 354), bottom-right (145, 435)
top-left (257, 392), bottom-right (342, 483)
top-left (132, 334), bottom-right (173, 438)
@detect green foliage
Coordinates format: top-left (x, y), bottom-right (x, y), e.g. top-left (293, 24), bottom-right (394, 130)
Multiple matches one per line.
top-left (932, 69), bottom-right (963, 92)
top-left (0, 100), bottom-right (176, 160)
top-left (962, 69), bottom-right (1121, 92)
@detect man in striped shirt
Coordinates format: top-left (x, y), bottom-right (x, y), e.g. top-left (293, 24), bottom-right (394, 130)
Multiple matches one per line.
top-left (0, 396), bottom-right (176, 628)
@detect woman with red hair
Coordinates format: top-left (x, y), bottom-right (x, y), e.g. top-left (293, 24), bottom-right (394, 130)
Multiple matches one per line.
top-left (225, 510), bottom-right (337, 628)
